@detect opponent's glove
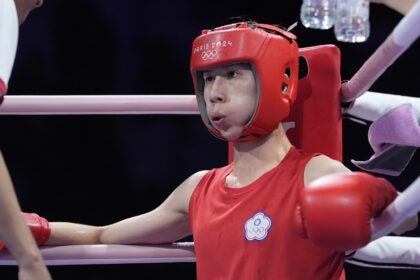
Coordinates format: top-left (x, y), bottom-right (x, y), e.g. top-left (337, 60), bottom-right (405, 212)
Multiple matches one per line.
top-left (294, 172), bottom-right (397, 251)
top-left (0, 212), bottom-right (51, 250)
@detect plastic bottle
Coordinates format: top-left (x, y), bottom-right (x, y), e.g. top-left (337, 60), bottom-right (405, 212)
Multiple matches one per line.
top-left (334, 0), bottom-right (370, 42)
top-left (300, 0), bottom-right (337, 30)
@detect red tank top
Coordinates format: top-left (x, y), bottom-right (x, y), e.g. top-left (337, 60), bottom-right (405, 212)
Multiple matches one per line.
top-left (189, 146), bottom-right (345, 280)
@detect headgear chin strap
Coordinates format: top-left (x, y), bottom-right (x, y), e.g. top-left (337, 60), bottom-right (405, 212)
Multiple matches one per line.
top-left (190, 22), bottom-right (299, 142)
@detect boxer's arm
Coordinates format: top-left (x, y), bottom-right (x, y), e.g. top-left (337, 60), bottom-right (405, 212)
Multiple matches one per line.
top-left (0, 152), bottom-right (49, 275)
top-left (304, 155), bottom-right (352, 186)
top-left (48, 170), bottom-right (207, 245)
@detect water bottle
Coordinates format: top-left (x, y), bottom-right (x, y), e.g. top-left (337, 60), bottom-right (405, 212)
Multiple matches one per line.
top-left (300, 0), bottom-right (337, 30)
top-left (334, 0), bottom-right (370, 42)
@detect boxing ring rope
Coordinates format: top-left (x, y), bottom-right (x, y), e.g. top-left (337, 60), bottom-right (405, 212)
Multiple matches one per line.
top-left (0, 243), bottom-right (196, 266)
top-left (0, 95), bottom-right (199, 115)
top-left (341, 0), bottom-right (420, 102)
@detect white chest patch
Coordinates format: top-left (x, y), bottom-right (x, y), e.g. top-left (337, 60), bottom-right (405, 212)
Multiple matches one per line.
top-left (244, 211), bottom-right (272, 241)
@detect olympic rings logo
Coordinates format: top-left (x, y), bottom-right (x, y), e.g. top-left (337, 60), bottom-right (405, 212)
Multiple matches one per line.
top-left (248, 226), bottom-right (265, 235)
top-left (201, 50), bottom-right (217, 61)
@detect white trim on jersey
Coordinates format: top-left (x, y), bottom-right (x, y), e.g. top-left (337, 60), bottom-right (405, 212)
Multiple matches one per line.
top-left (0, 0), bottom-right (19, 92)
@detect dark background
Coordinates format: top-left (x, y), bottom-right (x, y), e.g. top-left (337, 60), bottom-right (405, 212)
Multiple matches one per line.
top-left (1, 0), bottom-right (420, 279)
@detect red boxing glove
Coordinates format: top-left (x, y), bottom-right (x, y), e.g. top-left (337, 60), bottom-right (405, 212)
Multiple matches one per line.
top-left (0, 213), bottom-right (51, 250)
top-left (295, 172), bottom-right (397, 251)
top-left (0, 79), bottom-right (6, 105)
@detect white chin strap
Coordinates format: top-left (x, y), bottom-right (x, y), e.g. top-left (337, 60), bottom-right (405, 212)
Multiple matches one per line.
top-left (0, 0), bottom-right (19, 92)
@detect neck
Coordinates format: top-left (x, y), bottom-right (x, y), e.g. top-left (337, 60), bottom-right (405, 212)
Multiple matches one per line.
top-left (227, 124), bottom-right (292, 187)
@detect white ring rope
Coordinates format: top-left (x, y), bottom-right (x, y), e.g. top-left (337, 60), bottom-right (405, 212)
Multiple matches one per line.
top-left (0, 243), bottom-right (196, 266)
top-left (341, 0), bottom-right (420, 102)
top-left (0, 95), bottom-right (199, 115)
top-left (347, 91), bottom-right (420, 122)
top-left (371, 176), bottom-right (420, 241)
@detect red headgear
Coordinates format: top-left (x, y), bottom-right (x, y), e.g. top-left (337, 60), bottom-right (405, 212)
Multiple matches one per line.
top-left (190, 22), bottom-right (299, 142)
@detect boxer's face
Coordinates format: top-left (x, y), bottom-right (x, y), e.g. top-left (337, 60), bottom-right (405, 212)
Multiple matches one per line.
top-left (202, 63), bottom-right (257, 141)
top-left (14, 0), bottom-right (43, 24)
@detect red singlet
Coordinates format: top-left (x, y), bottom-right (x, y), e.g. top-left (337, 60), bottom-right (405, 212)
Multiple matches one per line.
top-left (189, 146), bottom-right (345, 280)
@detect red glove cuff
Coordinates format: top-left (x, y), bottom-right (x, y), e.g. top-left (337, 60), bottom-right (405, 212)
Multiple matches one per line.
top-left (24, 213), bottom-right (51, 245)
